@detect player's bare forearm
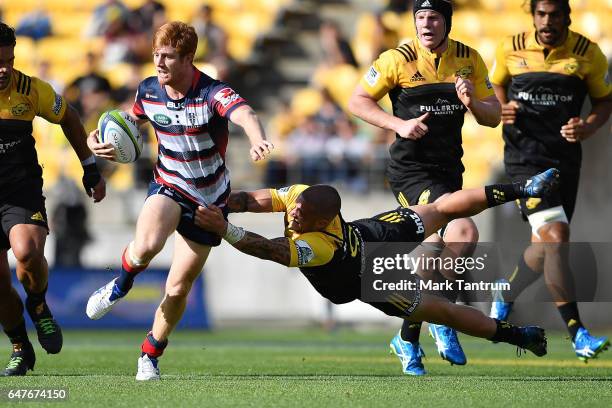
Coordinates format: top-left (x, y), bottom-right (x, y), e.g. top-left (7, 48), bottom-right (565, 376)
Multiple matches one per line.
top-left (228, 189), bottom-right (273, 213)
top-left (348, 86), bottom-right (403, 132)
top-left (492, 84), bottom-right (508, 104)
top-left (230, 105), bottom-right (267, 144)
top-left (232, 232), bottom-right (291, 266)
top-left (585, 95), bottom-right (612, 135)
top-left (60, 105), bottom-right (94, 161)
top-left (468, 95), bottom-right (501, 127)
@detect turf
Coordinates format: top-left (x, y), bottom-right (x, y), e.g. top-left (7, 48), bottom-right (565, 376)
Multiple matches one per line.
top-left (1, 328), bottom-right (611, 407)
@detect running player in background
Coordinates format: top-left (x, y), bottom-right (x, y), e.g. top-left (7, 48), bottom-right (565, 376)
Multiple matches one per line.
top-left (0, 23), bottom-right (106, 376)
top-left (489, 0), bottom-right (611, 361)
top-left (348, 0), bottom-right (501, 375)
top-left (85, 21), bottom-right (273, 380)
top-left (193, 170), bottom-right (561, 363)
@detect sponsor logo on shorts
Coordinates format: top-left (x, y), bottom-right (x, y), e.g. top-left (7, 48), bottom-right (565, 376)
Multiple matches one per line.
top-left (365, 66), bottom-right (380, 87)
top-left (295, 240), bottom-right (315, 266)
top-left (31, 212), bottom-right (46, 222)
top-left (525, 197), bottom-right (541, 210)
top-left (418, 189), bottom-right (431, 205)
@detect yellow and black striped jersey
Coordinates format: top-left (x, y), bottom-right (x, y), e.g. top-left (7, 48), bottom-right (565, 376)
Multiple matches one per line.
top-left (270, 184), bottom-right (362, 304)
top-left (360, 38), bottom-right (494, 175)
top-left (0, 68), bottom-right (67, 193)
top-left (491, 30), bottom-right (611, 171)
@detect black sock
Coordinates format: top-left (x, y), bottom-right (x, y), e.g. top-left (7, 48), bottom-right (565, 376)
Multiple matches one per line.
top-left (485, 182), bottom-right (525, 207)
top-left (488, 319), bottom-right (522, 346)
top-left (4, 319), bottom-right (30, 345)
top-left (507, 255), bottom-right (541, 301)
top-left (25, 285), bottom-right (51, 320)
top-left (557, 302), bottom-right (583, 340)
top-left (400, 321), bottom-right (422, 343)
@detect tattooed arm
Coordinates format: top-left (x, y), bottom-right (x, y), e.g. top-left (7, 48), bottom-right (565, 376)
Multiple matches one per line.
top-left (194, 204), bottom-right (291, 266)
top-left (228, 189), bottom-right (273, 213)
top-left (231, 232), bottom-right (291, 266)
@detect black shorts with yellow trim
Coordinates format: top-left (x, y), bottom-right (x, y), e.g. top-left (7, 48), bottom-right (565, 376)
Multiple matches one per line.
top-left (0, 183), bottom-right (48, 250)
top-left (366, 281), bottom-right (422, 318)
top-left (507, 166), bottom-right (580, 222)
top-left (387, 167), bottom-right (462, 207)
top-left (354, 207), bottom-right (427, 318)
top-left (352, 207), bottom-right (427, 244)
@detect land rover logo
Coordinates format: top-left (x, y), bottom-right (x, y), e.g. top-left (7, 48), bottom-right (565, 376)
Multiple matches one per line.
top-left (153, 113), bottom-right (171, 126)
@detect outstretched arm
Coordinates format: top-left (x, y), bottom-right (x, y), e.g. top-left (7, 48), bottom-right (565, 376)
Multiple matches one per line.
top-left (194, 204), bottom-right (291, 266)
top-left (229, 105), bottom-right (274, 161)
top-left (228, 189), bottom-right (273, 213)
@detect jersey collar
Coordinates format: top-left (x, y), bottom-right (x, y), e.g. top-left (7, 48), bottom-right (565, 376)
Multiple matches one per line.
top-left (527, 28), bottom-right (573, 52)
top-left (414, 36), bottom-right (454, 60)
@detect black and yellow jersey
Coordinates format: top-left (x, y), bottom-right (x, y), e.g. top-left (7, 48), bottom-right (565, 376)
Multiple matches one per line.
top-left (0, 68), bottom-right (67, 195)
top-left (360, 38), bottom-right (494, 176)
top-left (270, 184), bottom-right (363, 304)
top-left (491, 30), bottom-right (611, 171)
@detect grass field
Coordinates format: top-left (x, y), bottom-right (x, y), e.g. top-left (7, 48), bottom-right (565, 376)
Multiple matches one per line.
top-left (2, 328), bottom-right (611, 407)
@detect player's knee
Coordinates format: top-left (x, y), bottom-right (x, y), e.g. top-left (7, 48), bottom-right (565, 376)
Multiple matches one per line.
top-left (537, 222), bottom-right (569, 243)
top-left (11, 242), bottom-right (44, 266)
top-left (445, 218), bottom-right (479, 243)
top-left (134, 239), bottom-right (165, 262)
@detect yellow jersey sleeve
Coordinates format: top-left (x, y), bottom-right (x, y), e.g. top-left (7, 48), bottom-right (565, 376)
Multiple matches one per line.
top-left (288, 232), bottom-right (336, 268)
top-left (359, 49), bottom-right (402, 101)
top-left (472, 51), bottom-right (495, 100)
top-left (270, 184), bottom-right (309, 212)
top-left (585, 43), bottom-right (611, 99)
top-left (34, 77), bottom-right (67, 124)
top-left (490, 39), bottom-right (511, 87)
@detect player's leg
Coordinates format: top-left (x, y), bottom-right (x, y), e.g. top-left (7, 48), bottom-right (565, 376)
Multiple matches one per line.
top-left (137, 234), bottom-right (211, 381)
top-left (0, 250), bottom-right (36, 376)
top-left (7, 203), bottom-right (62, 355)
top-left (86, 193), bottom-right (181, 320)
top-left (426, 194), bottom-right (479, 366)
top-left (411, 168), bottom-right (560, 238)
top-left (407, 293), bottom-right (547, 357)
top-left (388, 177), bottom-right (465, 373)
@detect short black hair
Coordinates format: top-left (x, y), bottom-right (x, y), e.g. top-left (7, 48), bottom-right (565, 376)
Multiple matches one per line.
top-left (301, 185), bottom-right (341, 221)
top-left (0, 23), bottom-right (16, 47)
top-left (528, 0), bottom-right (571, 25)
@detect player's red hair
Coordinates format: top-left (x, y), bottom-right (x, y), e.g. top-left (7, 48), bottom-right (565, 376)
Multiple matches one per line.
top-left (153, 21), bottom-right (197, 58)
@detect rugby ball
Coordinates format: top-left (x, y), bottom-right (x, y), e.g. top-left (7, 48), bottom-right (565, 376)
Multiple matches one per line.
top-left (97, 110), bottom-right (142, 163)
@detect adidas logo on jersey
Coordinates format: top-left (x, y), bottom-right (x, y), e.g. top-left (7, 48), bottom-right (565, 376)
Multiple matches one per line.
top-left (410, 71), bottom-right (425, 82)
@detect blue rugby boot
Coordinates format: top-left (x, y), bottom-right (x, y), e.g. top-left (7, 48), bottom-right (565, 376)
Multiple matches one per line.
top-left (428, 324), bottom-right (467, 365)
top-left (523, 168), bottom-right (560, 197)
top-left (489, 279), bottom-right (513, 321)
top-left (389, 331), bottom-right (426, 376)
top-left (573, 328), bottom-right (610, 362)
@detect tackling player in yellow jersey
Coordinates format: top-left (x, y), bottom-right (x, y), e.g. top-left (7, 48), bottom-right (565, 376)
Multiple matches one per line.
top-left (348, 0), bottom-right (501, 374)
top-left (489, 0), bottom-right (611, 361)
top-left (0, 23), bottom-right (106, 376)
top-left (193, 170), bottom-right (562, 367)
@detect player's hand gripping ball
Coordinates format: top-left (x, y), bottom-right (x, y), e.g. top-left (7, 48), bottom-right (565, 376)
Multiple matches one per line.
top-left (97, 110), bottom-right (143, 163)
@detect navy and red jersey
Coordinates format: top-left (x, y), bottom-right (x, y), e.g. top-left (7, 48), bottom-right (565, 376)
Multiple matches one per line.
top-left (132, 67), bottom-right (247, 207)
